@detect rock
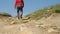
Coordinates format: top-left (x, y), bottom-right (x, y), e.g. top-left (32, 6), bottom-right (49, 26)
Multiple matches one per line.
top-left (48, 28), bottom-right (60, 34)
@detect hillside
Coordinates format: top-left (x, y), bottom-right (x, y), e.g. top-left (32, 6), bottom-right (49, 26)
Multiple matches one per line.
top-left (25, 4), bottom-right (60, 20)
top-left (0, 4), bottom-right (60, 34)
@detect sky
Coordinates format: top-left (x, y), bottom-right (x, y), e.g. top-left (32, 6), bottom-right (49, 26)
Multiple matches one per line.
top-left (0, 0), bottom-right (60, 16)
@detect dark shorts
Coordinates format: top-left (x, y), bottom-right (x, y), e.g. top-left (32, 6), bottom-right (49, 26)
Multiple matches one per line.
top-left (17, 6), bottom-right (23, 10)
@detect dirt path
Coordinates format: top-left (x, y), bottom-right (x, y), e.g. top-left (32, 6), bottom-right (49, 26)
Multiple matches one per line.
top-left (0, 13), bottom-right (60, 34)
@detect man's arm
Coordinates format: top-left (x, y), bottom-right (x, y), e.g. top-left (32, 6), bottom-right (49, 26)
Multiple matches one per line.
top-left (14, 0), bottom-right (17, 9)
top-left (22, 0), bottom-right (24, 7)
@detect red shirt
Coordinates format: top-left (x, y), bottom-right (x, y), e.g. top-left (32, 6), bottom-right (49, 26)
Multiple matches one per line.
top-left (14, 0), bottom-right (24, 8)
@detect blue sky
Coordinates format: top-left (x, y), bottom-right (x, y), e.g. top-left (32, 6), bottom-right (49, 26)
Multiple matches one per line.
top-left (0, 0), bottom-right (60, 16)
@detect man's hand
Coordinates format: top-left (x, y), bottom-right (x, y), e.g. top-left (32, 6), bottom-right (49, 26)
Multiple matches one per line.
top-left (23, 3), bottom-right (24, 7)
top-left (14, 6), bottom-right (16, 9)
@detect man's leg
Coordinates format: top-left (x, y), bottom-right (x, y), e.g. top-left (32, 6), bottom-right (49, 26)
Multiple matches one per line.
top-left (17, 9), bottom-right (20, 19)
top-left (20, 8), bottom-right (23, 19)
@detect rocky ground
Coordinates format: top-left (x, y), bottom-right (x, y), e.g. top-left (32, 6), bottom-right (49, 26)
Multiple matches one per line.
top-left (0, 13), bottom-right (60, 34)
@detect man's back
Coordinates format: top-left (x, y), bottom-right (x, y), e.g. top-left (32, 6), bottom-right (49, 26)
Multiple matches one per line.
top-left (15, 0), bottom-right (24, 8)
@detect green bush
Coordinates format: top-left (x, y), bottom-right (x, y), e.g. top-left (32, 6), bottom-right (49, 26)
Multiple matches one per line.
top-left (55, 9), bottom-right (60, 13)
top-left (0, 12), bottom-right (11, 17)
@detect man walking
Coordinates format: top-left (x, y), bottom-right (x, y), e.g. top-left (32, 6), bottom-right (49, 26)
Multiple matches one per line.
top-left (14, 0), bottom-right (24, 19)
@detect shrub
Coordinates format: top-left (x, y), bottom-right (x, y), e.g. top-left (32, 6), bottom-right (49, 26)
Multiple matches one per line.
top-left (0, 12), bottom-right (11, 17)
top-left (55, 9), bottom-right (60, 13)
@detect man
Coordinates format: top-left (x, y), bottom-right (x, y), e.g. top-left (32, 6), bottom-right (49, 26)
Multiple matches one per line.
top-left (14, 0), bottom-right (24, 19)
